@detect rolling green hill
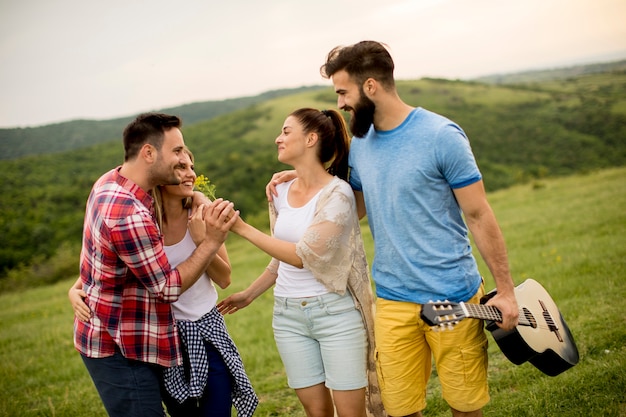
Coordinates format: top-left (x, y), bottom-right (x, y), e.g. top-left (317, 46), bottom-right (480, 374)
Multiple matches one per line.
top-left (0, 68), bottom-right (625, 288)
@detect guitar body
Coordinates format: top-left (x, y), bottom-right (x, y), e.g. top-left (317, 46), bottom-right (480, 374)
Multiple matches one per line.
top-left (484, 279), bottom-right (579, 376)
top-left (421, 278), bottom-right (579, 376)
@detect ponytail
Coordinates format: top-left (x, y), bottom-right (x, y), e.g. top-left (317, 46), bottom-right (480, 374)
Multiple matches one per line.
top-left (289, 108), bottom-right (352, 181)
top-left (321, 109), bottom-right (350, 181)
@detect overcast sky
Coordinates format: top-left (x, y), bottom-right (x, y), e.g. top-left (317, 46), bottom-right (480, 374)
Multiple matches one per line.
top-left (1, 0), bottom-right (625, 128)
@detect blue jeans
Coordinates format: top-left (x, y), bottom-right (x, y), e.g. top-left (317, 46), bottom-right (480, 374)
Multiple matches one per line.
top-left (161, 340), bottom-right (233, 417)
top-left (81, 351), bottom-right (165, 417)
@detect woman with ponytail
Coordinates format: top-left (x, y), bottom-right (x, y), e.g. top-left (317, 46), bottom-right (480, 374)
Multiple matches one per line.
top-left (218, 108), bottom-right (384, 417)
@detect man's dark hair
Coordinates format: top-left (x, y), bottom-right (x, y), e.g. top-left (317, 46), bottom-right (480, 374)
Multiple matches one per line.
top-left (122, 113), bottom-right (182, 161)
top-left (320, 40), bottom-right (396, 89)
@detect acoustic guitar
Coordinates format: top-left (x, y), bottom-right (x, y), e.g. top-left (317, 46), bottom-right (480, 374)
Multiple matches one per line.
top-left (420, 279), bottom-right (579, 376)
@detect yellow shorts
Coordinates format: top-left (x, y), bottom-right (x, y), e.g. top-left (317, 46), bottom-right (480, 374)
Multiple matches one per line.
top-left (374, 286), bottom-right (489, 415)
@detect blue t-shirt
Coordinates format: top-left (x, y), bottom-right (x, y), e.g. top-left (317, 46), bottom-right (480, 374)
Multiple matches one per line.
top-left (349, 107), bottom-right (482, 304)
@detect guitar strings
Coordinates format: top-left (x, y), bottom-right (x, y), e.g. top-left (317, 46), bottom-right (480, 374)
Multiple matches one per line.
top-left (463, 304), bottom-right (555, 330)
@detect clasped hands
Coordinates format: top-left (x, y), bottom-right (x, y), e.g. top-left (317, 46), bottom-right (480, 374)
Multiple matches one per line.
top-left (189, 198), bottom-right (240, 246)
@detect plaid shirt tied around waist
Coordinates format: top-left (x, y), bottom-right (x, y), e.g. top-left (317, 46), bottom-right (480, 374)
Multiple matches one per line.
top-left (163, 307), bottom-right (259, 416)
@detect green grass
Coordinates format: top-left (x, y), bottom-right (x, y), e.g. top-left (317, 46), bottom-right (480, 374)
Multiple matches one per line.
top-left (1, 168), bottom-right (625, 416)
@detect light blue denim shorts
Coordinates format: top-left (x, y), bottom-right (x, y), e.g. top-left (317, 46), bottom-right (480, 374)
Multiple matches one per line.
top-left (272, 290), bottom-right (367, 390)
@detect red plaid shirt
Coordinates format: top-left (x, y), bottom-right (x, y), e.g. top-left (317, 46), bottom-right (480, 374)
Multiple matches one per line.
top-left (74, 168), bottom-right (183, 367)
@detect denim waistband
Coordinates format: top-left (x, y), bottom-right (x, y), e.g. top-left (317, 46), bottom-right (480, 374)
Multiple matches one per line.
top-left (274, 291), bottom-right (352, 309)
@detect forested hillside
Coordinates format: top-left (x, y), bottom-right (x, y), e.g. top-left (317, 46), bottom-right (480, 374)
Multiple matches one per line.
top-left (1, 68), bottom-right (625, 291)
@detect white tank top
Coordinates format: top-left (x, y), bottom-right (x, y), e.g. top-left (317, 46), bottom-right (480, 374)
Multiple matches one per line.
top-left (164, 229), bottom-right (218, 321)
top-left (273, 180), bottom-right (329, 298)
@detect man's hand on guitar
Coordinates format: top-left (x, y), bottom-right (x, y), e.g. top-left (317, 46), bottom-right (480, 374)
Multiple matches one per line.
top-left (486, 291), bottom-right (519, 331)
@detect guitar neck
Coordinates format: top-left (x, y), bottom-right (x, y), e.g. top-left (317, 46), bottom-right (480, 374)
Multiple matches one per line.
top-left (461, 302), bottom-right (534, 327)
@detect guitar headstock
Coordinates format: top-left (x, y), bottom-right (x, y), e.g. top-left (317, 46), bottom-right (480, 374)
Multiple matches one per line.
top-left (420, 301), bottom-right (467, 330)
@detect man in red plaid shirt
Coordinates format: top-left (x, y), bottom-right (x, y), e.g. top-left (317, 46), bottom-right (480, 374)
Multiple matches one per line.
top-left (73, 113), bottom-right (239, 417)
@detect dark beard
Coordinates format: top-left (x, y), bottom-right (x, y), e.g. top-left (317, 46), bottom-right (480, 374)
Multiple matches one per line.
top-left (349, 93), bottom-right (376, 138)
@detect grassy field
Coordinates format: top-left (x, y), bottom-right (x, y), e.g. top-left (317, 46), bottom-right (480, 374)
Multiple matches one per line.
top-left (1, 167), bottom-right (625, 416)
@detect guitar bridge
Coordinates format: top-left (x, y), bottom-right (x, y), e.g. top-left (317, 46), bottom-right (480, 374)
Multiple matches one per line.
top-left (539, 299), bottom-right (563, 342)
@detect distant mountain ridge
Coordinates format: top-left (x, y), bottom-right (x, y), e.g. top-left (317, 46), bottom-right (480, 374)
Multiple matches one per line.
top-left (0, 86), bottom-right (325, 160)
top-left (2, 59), bottom-right (626, 161)
top-left (473, 59), bottom-right (626, 84)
